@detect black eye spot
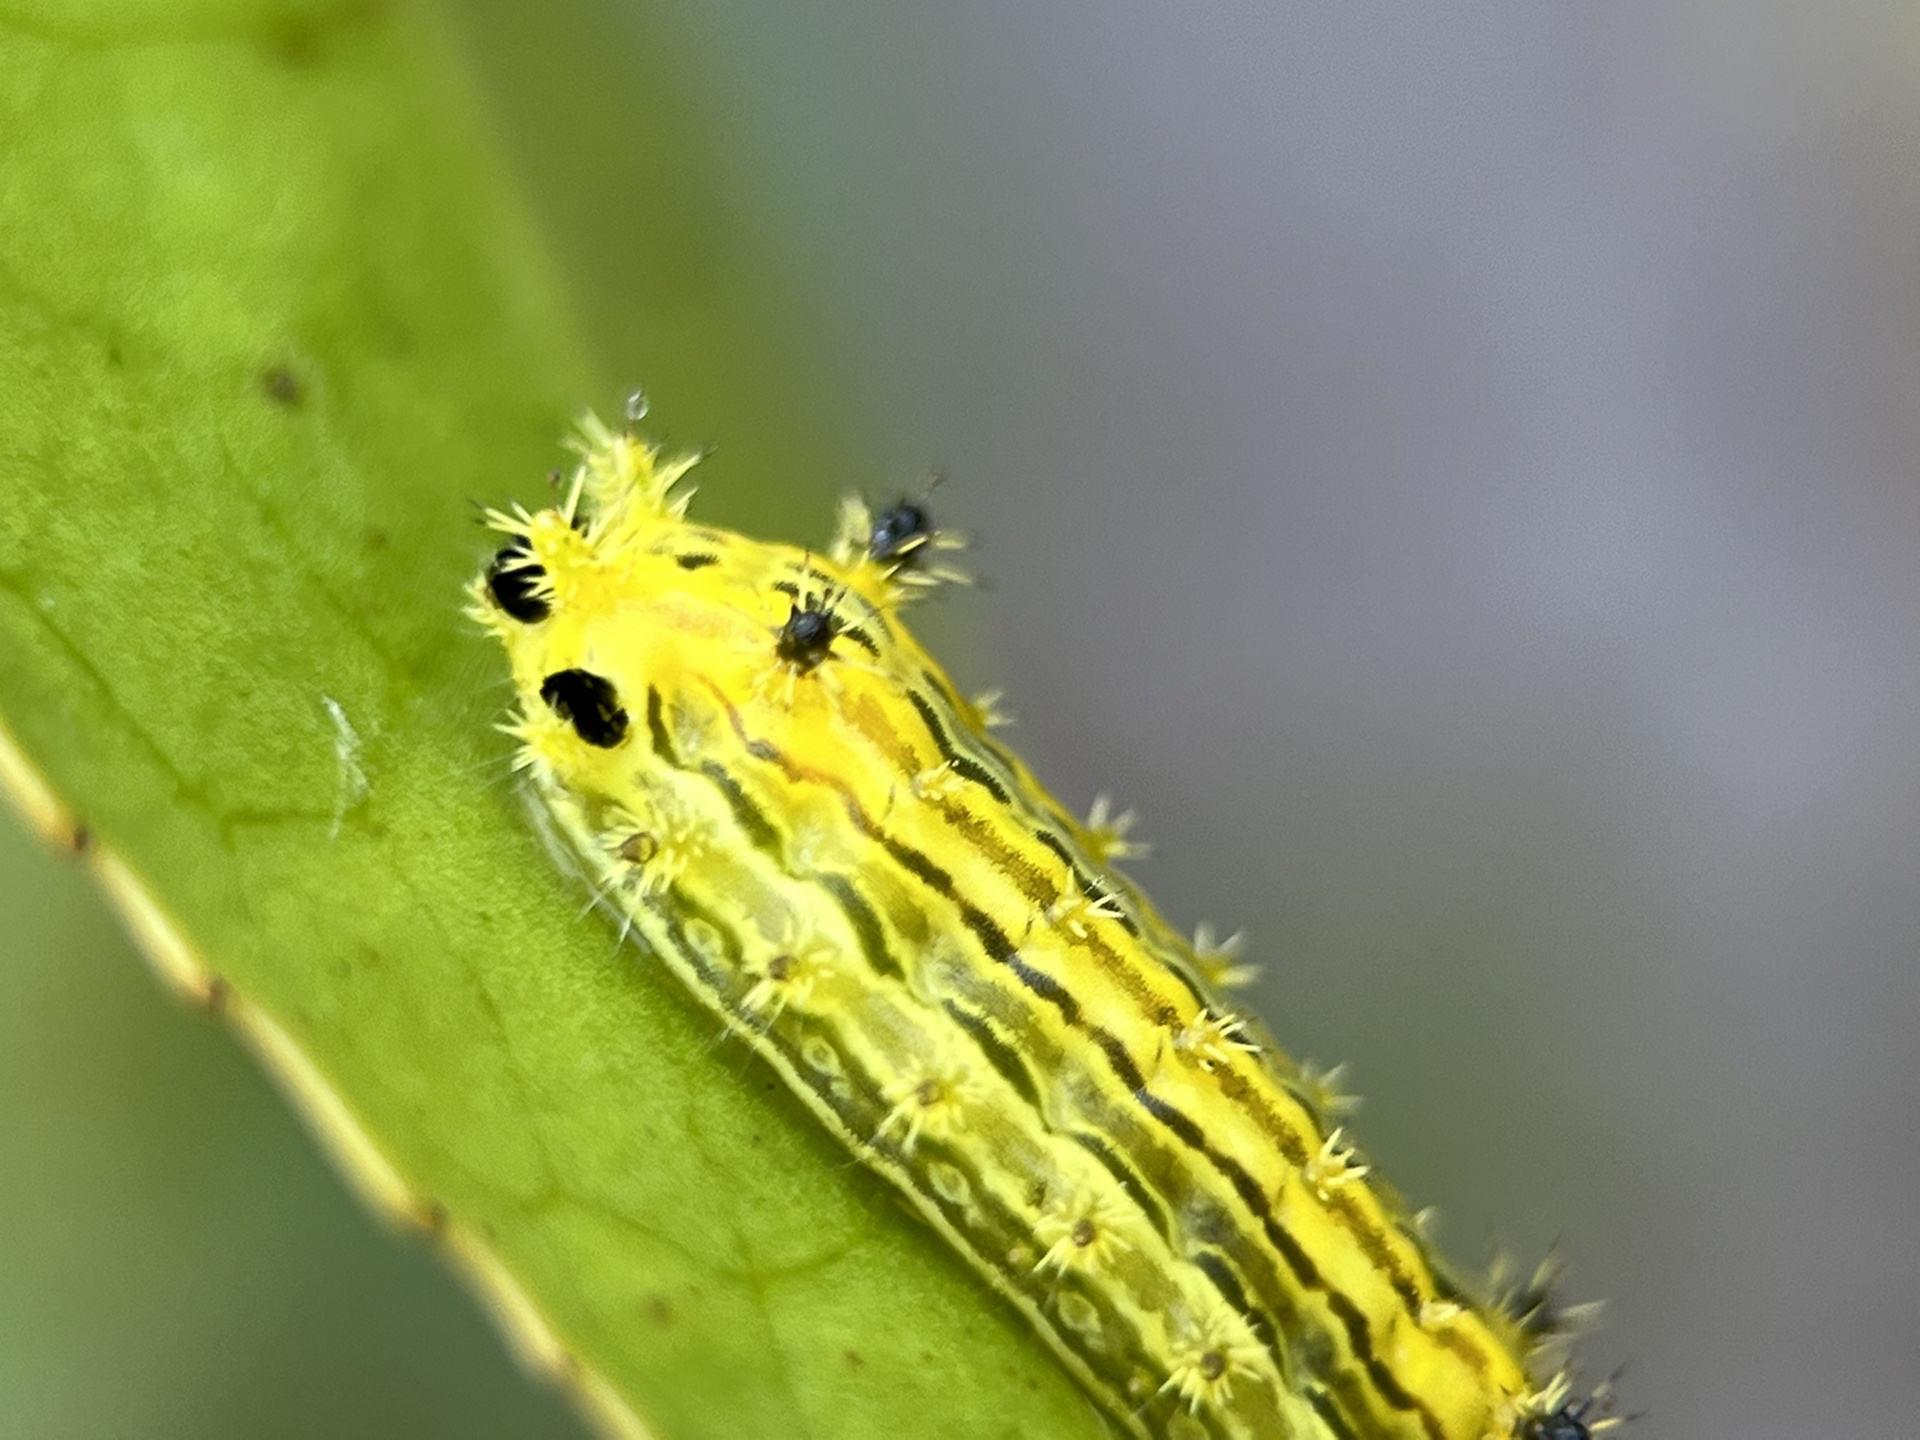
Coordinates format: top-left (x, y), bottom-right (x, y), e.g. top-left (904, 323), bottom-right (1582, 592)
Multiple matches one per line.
top-left (776, 603), bottom-right (840, 672)
top-left (869, 500), bottom-right (933, 565)
top-left (487, 538), bottom-right (550, 623)
top-left (540, 669), bottom-right (628, 747)
top-left (676, 552), bottom-right (719, 571)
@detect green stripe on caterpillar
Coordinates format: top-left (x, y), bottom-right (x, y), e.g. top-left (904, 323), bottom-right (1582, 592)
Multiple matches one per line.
top-left (470, 407), bottom-right (1615, 1440)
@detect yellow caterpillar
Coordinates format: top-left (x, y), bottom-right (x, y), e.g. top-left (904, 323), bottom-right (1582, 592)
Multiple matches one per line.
top-left (471, 407), bottom-right (1612, 1440)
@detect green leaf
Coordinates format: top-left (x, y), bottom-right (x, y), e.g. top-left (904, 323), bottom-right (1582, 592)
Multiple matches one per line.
top-left (0, 4), bottom-right (1105, 1437)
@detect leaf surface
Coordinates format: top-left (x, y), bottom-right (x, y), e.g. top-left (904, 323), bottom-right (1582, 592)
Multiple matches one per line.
top-left (0, 5), bottom-right (1105, 1437)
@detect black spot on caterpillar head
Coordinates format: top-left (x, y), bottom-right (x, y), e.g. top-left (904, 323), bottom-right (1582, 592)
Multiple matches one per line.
top-left (676, 552), bottom-right (719, 571)
top-left (540, 668), bottom-right (629, 747)
top-left (869, 499), bottom-right (934, 566)
top-left (776, 600), bottom-right (842, 672)
top-left (487, 537), bottom-right (550, 623)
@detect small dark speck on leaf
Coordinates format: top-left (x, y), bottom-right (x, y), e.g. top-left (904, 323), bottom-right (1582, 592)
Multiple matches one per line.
top-left (843, 1350), bottom-right (865, 1370)
top-left (261, 11), bottom-right (326, 67)
top-left (70, 822), bottom-right (93, 854)
top-left (365, 527), bottom-right (389, 551)
top-left (262, 364), bottom-right (304, 407)
top-left (644, 1295), bottom-right (674, 1326)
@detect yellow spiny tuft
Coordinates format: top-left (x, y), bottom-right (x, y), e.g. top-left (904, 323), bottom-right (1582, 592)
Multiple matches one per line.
top-left (878, 1047), bottom-right (985, 1154)
top-left (1032, 1182), bottom-right (1139, 1277)
top-left (1082, 793), bottom-right (1151, 863)
top-left (1047, 872), bottom-right (1125, 938)
top-left (740, 918), bottom-right (840, 1022)
top-left (568, 409), bottom-right (702, 524)
top-left (1190, 922), bottom-right (1260, 991)
top-left (1301, 1127), bottom-right (1371, 1201)
top-left (601, 792), bottom-right (714, 899)
top-left (1159, 1305), bottom-right (1269, 1416)
top-left (1168, 1006), bottom-right (1260, 1072)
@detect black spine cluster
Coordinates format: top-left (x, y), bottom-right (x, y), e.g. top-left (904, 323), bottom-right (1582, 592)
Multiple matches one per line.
top-left (1521, 1407), bottom-right (1590, 1440)
top-left (868, 499), bottom-right (933, 566)
top-left (776, 601), bottom-right (840, 672)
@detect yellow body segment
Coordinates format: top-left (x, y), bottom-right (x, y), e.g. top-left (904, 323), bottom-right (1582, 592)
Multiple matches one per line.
top-left (472, 416), bottom-right (1587, 1440)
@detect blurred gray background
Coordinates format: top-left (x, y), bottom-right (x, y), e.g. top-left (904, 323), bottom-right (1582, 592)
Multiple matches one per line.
top-left (677, 5), bottom-right (1916, 1437)
top-left (4, 3), bottom-right (1913, 1437)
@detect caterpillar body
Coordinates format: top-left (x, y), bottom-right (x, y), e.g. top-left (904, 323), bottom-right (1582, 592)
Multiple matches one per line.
top-left (471, 411), bottom-right (1609, 1440)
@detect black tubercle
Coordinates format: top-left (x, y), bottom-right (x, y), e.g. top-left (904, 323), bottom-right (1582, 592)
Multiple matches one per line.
top-left (1522, 1399), bottom-right (1599, 1440)
top-left (776, 601), bottom-right (841, 672)
top-left (486, 538), bottom-right (550, 622)
top-left (869, 499), bottom-right (933, 565)
top-left (540, 669), bottom-right (629, 747)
